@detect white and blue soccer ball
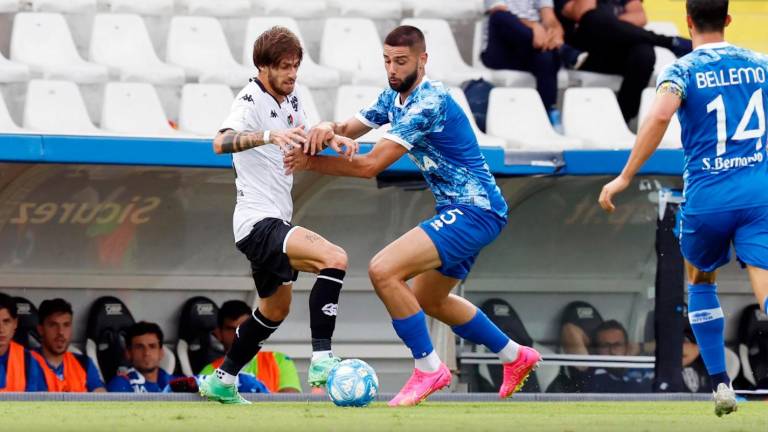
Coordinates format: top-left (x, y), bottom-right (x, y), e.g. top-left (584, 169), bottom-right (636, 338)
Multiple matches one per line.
top-left (326, 359), bottom-right (379, 407)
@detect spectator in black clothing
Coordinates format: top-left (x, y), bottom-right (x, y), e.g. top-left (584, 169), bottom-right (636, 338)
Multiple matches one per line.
top-left (583, 320), bottom-right (654, 392)
top-left (556, 0), bottom-right (693, 122)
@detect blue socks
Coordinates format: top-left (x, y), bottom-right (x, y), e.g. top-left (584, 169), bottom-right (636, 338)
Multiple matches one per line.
top-left (392, 310), bottom-right (434, 359)
top-left (688, 283), bottom-right (729, 390)
top-left (451, 309), bottom-right (510, 353)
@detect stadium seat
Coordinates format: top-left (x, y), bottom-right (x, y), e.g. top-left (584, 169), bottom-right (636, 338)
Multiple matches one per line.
top-left (243, 17), bottom-right (340, 89)
top-left (160, 345), bottom-right (177, 375)
top-left (0, 53), bottom-right (30, 83)
top-left (27, 0), bottom-right (97, 13)
top-left (645, 21), bottom-right (679, 83)
top-left (253, 0), bottom-right (328, 19)
top-left (106, 0), bottom-right (174, 15)
top-left (0, 0), bottom-right (17, 12)
top-left (334, 85), bottom-right (390, 144)
top-left (296, 83), bottom-right (321, 127)
top-left (101, 82), bottom-right (181, 137)
top-left (86, 296), bottom-right (135, 382)
top-left (401, 18), bottom-right (491, 86)
top-left (447, 87), bottom-right (506, 148)
top-left (563, 87), bottom-right (637, 149)
top-left (90, 14), bottom-right (185, 86)
top-left (0, 92), bottom-right (24, 133)
top-left (329, 0), bottom-right (402, 19)
top-left (12, 297), bottom-right (40, 350)
top-left (10, 13), bottom-right (108, 84)
top-left (320, 18), bottom-right (384, 86)
top-left (471, 21), bottom-right (536, 88)
top-left (567, 70), bottom-right (623, 92)
top-left (487, 88), bottom-right (583, 151)
top-left (176, 296), bottom-right (222, 376)
top-left (179, 0), bottom-right (251, 17)
top-left (178, 84), bottom-right (234, 137)
top-left (23, 80), bottom-right (102, 134)
top-left (639, 87), bottom-right (682, 149)
top-left (737, 303), bottom-right (768, 388)
top-left (405, 0), bottom-right (481, 19)
top-left (166, 16), bottom-right (255, 87)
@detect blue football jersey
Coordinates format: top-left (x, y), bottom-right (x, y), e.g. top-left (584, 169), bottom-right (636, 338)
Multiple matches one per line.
top-left (657, 42), bottom-right (768, 214)
top-left (357, 79), bottom-right (508, 219)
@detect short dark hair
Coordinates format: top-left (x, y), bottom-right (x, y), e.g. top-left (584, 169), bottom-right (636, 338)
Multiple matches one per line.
top-left (218, 300), bottom-right (251, 328)
top-left (687, 0), bottom-right (729, 33)
top-left (39, 298), bottom-right (73, 323)
top-left (384, 25), bottom-right (426, 53)
top-left (594, 319), bottom-right (628, 343)
top-left (126, 321), bottom-right (164, 347)
top-left (253, 26), bottom-right (303, 70)
top-left (0, 293), bottom-right (17, 319)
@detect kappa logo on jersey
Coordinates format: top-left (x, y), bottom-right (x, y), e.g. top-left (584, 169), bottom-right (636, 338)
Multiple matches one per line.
top-left (290, 95), bottom-right (299, 112)
top-left (321, 303), bottom-right (338, 317)
top-left (241, 94), bottom-right (254, 104)
top-left (270, 110), bottom-right (278, 118)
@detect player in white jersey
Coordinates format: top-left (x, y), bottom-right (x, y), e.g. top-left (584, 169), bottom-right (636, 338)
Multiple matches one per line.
top-left (199, 26), bottom-right (358, 405)
top-left (600, 0), bottom-right (768, 416)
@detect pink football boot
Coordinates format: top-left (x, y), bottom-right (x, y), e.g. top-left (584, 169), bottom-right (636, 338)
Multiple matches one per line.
top-left (388, 363), bottom-right (452, 407)
top-left (498, 346), bottom-right (542, 399)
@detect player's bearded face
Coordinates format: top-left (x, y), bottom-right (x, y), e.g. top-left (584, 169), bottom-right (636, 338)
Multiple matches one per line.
top-left (268, 57), bottom-right (300, 97)
top-left (389, 67), bottom-right (419, 93)
top-left (40, 313), bottom-right (72, 355)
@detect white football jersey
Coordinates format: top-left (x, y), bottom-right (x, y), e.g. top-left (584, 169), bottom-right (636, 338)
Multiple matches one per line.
top-left (220, 78), bottom-right (307, 242)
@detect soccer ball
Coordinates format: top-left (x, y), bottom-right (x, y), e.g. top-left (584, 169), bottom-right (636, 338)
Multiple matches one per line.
top-left (326, 359), bottom-right (379, 407)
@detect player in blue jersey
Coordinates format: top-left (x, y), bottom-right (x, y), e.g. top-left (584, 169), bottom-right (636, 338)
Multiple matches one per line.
top-left (599, 0), bottom-right (768, 416)
top-left (284, 25), bottom-right (540, 406)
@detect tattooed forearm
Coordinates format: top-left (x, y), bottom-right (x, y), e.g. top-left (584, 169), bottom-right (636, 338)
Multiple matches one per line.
top-left (305, 232), bottom-right (321, 243)
top-left (215, 130), bottom-right (264, 154)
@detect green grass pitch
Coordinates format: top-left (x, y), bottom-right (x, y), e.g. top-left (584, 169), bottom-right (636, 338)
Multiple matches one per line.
top-left (1, 402), bottom-right (766, 432)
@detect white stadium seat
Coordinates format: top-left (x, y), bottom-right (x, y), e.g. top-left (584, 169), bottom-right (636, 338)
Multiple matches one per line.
top-left (254, 0), bottom-right (328, 19)
top-left (0, 92), bottom-right (24, 133)
top-left (567, 70), bottom-right (623, 92)
top-left (180, 0), bottom-right (251, 17)
top-left (334, 85), bottom-right (390, 144)
top-left (27, 0), bottom-right (96, 13)
top-left (106, 0), bottom-right (174, 15)
top-left (329, 0), bottom-right (402, 19)
top-left (645, 21), bottom-right (680, 82)
top-left (320, 18), bottom-right (384, 86)
top-left (471, 21), bottom-right (535, 88)
top-left (447, 87), bottom-right (506, 148)
top-left (178, 83), bottom-right (234, 137)
top-left (639, 87), bottom-right (682, 149)
top-left (10, 13), bottom-right (108, 83)
top-left (243, 17), bottom-right (340, 89)
top-left (402, 18), bottom-right (490, 86)
top-left (404, 0), bottom-right (481, 19)
top-left (167, 16), bottom-right (255, 87)
top-left (0, 0), bottom-right (17, 12)
top-left (0, 53), bottom-right (30, 83)
top-left (487, 88), bottom-right (583, 151)
top-left (23, 80), bottom-right (102, 134)
top-left (563, 87), bottom-right (636, 149)
top-left (101, 82), bottom-right (181, 137)
top-left (90, 14), bottom-right (185, 86)
top-left (295, 84), bottom-right (321, 127)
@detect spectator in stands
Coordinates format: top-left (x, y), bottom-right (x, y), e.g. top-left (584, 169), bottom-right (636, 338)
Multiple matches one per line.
top-left (555, 0), bottom-right (693, 122)
top-left (482, 0), bottom-right (583, 128)
top-left (106, 321), bottom-right (178, 392)
top-left (31, 298), bottom-right (105, 392)
top-left (199, 300), bottom-right (301, 393)
top-left (0, 293), bottom-right (47, 391)
top-left (583, 320), bottom-right (653, 392)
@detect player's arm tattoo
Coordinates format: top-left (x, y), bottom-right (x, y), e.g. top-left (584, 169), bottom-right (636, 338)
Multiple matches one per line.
top-left (215, 129), bottom-right (265, 154)
top-left (657, 82), bottom-right (683, 98)
top-left (305, 232), bottom-right (321, 244)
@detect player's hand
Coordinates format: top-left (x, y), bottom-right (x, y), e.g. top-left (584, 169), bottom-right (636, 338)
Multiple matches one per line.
top-left (599, 175), bottom-right (631, 213)
top-left (283, 144), bottom-right (309, 175)
top-left (271, 127), bottom-right (307, 154)
top-left (327, 135), bottom-right (359, 161)
top-left (306, 123), bottom-right (335, 156)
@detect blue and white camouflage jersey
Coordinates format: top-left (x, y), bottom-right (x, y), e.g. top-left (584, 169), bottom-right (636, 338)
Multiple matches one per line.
top-left (657, 42), bottom-right (768, 214)
top-left (356, 78), bottom-right (508, 219)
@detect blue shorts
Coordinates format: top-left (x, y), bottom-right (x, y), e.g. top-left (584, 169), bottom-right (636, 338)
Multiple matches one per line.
top-left (676, 205), bottom-right (768, 272)
top-left (419, 205), bottom-right (507, 280)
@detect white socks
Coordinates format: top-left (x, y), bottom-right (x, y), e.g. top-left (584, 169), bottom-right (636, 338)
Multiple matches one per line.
top-left (414, 350), bottom-right (442, 373)
top-left (497, 340), bottom-right (521, 363)
top-left (215, 368), bottom-right (236, 385)
top-left (312, 350), bottom-right (334, 362)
